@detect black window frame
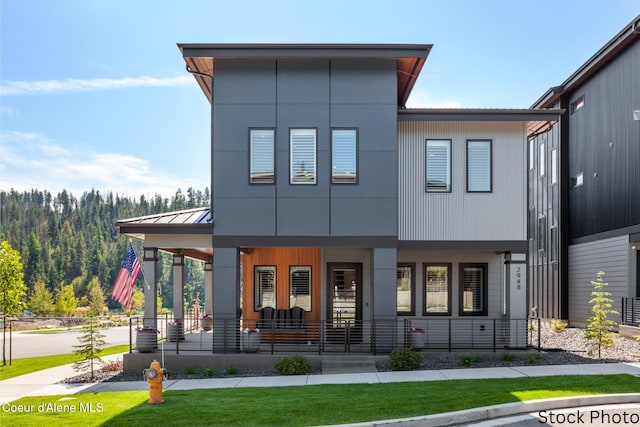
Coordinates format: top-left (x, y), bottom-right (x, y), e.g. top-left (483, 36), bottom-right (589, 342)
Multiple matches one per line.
top-left (254, 265), bottom-right (276, 311)
top-left (289, 128), bottom-right (318, 185)
top-left (396, 263), bottom-right (415, 316)
top-left (459, 263), bottom-right (488, 316)
top-left (425, 139), bottom-right (452, 193)
top-left (248, 128), bottom-right (276, 185)
top-left (289, 265), bottom-right (312, 311)
top-left (466, 139), bottom-right (493, 193)
top-left (331, 128), bottom-right (358, 185)
top-left (423, 263), bottom-right (452, 316)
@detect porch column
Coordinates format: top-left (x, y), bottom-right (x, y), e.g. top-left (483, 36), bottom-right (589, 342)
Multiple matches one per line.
top-left (172, 254), bottom-right (185, 329)
top-left (372, 247), bottom-right (397, 352)
top-left (143, 247), bottom-right (158, 329)
top-left (505, 253), bottom-right (527, 348)
top-left (204, 260), bottom-right (213, 316)
top-left (212, 247), bottom-right (240, 352)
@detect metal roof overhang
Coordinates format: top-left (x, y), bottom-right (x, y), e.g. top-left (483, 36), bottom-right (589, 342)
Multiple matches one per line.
top-left (398, 108), bottom-right (564, 137)
top-left (177, 43), bottom-right (433, 108)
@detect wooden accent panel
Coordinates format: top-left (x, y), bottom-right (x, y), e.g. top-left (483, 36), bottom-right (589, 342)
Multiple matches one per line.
top-left (242, 247), bottom-right (321, 324)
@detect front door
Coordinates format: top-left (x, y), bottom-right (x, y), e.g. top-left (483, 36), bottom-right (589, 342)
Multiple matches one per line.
top-left (327, 263), bottom-right (362, 342)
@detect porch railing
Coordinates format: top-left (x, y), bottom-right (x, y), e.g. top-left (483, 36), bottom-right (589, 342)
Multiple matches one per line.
top-left (621, 297), bottom-right (640, 326)
top-left (128, 316), bottom-right (531, 354)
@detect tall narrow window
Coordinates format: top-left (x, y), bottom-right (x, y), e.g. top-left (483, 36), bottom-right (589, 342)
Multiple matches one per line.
top-left (254, 266), bottom-right (275, 310)
top-left (459, 264), bottom-right (488, 315)
top-left (538, 216), bottom-right (547, 251)
top-left (290, 129), bottom-right (316, 184)
top-left (290, 266), bottom-right (311, 311)
top-left (249, 129), bottom-right (275, 184)
top-left (551, 149), bottom-right (558, 185)
top-left (425, 139), bottom-right (451, 192)
top-left (529, 140), bottom-right (534, 170)
top-left (397, 264), bottom-right (415, 315)
top-left (466, 140), bottom-right (492, 192)
top-left (550, 227), bottom-right (558, 263)
top-left (331, 129), bottom-right (357, 184)
top-left (539, 143), bottom-right (546, 177)
top-left (424, 264), bottom-right (451, 315)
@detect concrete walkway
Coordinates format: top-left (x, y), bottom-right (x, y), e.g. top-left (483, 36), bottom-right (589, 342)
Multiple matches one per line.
top-left (1, 360), bottom-right (640, 425)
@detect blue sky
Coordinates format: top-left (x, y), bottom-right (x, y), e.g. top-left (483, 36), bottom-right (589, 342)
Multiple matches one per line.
top-left (1, 0), bottom-right (638, 199)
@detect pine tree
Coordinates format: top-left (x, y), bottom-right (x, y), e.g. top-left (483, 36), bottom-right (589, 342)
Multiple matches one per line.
top-left (28, 280), bottom-right (54, 317)
top-left (584, 271), bottom-right (619, 359)
top-left (73, 318), bottom-right (107, 381)
top-left (88, 277), bottom-right (106, 316)
top-left (55, 284), bottom-right (78, 317)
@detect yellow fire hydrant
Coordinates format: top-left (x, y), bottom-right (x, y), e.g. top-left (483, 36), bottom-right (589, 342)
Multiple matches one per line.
top-left (143, 360), bottom-right (165, 405)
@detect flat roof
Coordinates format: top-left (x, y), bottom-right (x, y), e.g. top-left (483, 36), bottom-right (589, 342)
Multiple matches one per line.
top-left (177, 43), bottom-right (433, 108)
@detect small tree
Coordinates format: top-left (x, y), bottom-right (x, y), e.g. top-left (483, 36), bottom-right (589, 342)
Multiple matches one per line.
top-left (584, 271), bottom-right (619, 359)
top-left (87, 277), bottom-right (105, 316)
top-left (0, 241), bottom-right (27, 366)
top-left (73, 317), bottom-right (107, 381)
top-left (29, 280), bottom-right (54, 317)
top-left (55, 284), bottom-right (78, 317)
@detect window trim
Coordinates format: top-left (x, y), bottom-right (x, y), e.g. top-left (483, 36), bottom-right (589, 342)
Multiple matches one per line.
top-left (539, 142), bottom-right (546, 177)
top-left (331, 128), bottom-right (358, 185)
top-left (396, 263), bottom-right (415, 316)
top-left (289, 128), bottom-right (317, 185)
top-left (423, 263), bottom-right (452, 316)
top-left (551, 148), bottom-right (558, 185)
top-left (249, 128), bottom-right (275, 185)
top-left (571, 95), bottom-right (585, 114)
top-left (466, 139), bottom-right (493, 193)
top-left (459, 263), bottom-right (488, 316)
top-left (254, 265), bottom-right (276, 311)
top-left (289, 265), bottom-right (312, 311)
top-left (425, 139), bottom-right (452, 193)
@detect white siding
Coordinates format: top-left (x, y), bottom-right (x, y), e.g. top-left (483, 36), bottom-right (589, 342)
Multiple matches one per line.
top-left (568, 235), bottom-right (632, 324)
top-left (398, 121), bottom-right (527, 241)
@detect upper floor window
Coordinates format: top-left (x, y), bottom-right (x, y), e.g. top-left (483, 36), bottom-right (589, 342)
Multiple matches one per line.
top-left (551, 149), bottom-right (558, 185)
top-left (425, 139), bottom-right (451, 192)
top-left (290, 128), bottom-right (317, 184)
top-left (397, 264), bottom-right (415, 316)
top-left (249, 129), bottom-right (275, 184)
top-left (466, 140), bottom-right (492, 192)
top-left (331, 129), bottom-right (357, 184)
top-left (290, 266), bottom-right (311, 311)
top-left (571, 95), bottom-right (584, 114)
top-left (459, 263), bottom-right (488, 316)
top-left (539, 142), bottom-right (546, 177)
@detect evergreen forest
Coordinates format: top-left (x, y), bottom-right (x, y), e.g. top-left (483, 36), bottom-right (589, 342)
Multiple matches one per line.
top-left (0, 188), bottom-right (210, 314)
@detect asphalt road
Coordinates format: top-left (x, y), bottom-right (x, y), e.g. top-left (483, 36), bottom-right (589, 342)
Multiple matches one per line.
top-left (1, 326), bottom-right (131, 359)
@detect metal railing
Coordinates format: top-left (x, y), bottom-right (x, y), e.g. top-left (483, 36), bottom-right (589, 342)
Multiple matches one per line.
top-left (621, 297), bottom-right (640, 325)
top-left (128, 316), bottom-right (532, 354)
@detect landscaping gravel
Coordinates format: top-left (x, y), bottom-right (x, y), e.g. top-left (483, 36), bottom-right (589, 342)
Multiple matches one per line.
top-left (61, 326), bottom-right (640, 383)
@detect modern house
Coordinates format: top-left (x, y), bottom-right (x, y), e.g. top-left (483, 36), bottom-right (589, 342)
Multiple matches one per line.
top-left (116, 43), bottom-right (561, 358)
top-left (528, 15), bottom-right (640, 326)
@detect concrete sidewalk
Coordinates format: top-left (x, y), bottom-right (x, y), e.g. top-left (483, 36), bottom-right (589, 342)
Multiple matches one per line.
top-left (2, 359), bottom-right (640, 405)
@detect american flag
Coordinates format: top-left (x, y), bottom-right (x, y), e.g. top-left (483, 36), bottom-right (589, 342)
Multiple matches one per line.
top-left (111, 244), bottom-right (141, 309)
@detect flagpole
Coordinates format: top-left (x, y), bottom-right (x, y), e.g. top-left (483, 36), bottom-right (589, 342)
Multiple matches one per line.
top-left (128, 238), bottom-right (152, 291)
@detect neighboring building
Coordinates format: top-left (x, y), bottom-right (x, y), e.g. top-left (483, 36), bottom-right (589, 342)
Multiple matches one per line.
top-left (117, 43), bottom-right (560, 354)
top-left (528, 15), bottom-right (640, 325)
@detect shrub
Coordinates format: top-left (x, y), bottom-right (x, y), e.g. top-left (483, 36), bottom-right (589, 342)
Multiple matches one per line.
top-left (527, 354), bottom-right (542, 365)
top-left (501, 352), bottom-right (515, 362)
top-left (461, 355), bottom-right (483, 367)
top-left (226, 366), bottom-right (240, 376)
top-left (551, 318), bottom-right (568, 332)
top-left (275, 354), bottom-right (312, 375)
top-left (183, 365), bottom-right (197, 375)
top-left (202, 367), bottom-right (217, 377)
top-left (389, 348), bottom-right (422, 371)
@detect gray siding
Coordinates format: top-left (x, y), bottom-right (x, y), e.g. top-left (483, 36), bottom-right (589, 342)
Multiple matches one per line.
top-left (212, 58), bottom-right (397, 243)
top-left (398, 121), bottom-right (527, 241)
top-left (568, 235), bottom-right (631, 324)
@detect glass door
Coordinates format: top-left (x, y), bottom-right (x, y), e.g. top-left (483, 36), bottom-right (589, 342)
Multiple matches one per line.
top-left (327, 263), bottom-right (362, 342)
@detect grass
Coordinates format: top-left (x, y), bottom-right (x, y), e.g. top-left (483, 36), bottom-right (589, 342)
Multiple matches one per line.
top-left (0, 345), bottom-right (130, 380)
top-left (0, 374), bottom-right (638, 426)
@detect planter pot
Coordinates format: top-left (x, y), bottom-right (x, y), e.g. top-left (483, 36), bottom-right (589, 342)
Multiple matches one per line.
top-left (201, 317), bottom-right (213, 331)
top-left (136, 331), bottom-right (157, 353)
top-left (241, 329), bottom-right (261, 353)
top-left (167, 322), bottom-right (185, 342)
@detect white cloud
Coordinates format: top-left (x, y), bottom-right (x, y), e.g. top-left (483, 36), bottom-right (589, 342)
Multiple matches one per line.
top-left (0, 130), bottom-right (202, 198)
top-left (0, 75), bottom-right (194, 96)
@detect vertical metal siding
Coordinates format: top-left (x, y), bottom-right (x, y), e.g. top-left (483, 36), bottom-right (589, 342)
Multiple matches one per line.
top-left (398, 121), bottom-right (527, 241)
top-left (568, 235), bottom-right (630, 323)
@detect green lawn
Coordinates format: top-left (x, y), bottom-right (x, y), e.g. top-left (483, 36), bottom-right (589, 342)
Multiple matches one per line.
top-left (0, 345), bottom-right (130, 380)
top-left (0, 374), bottom-right (638, 427)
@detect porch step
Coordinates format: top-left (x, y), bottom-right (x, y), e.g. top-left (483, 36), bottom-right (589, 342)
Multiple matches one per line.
top-left (321, 356), bottom-right (378, 374)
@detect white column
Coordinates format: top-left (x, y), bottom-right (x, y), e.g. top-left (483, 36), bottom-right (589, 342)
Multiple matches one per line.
top-left (204, 260), bottom-right (213, 316)
top-left (143, 247), bottom-right (158, 329)
top-left (172, 254), bottom-right (185, 322)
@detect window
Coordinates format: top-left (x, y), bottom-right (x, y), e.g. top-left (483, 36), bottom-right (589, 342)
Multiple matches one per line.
top-left (538, 216), bottom-right (546, 252)
top-left (551, 149), bottom-right (557, 185)
top-left (332, 129), bottom-right (357, 184)
top-left (571, 95), bottom-right (584, 114)
top-left (290, 129), bottom-right (316, 184)
top-left (539, 143), bottom-right (545, 177)
top-left (466, 140), bottom-right (492, 192)
top-left (290, 266), bottom-right (311, 311)
top-left (570, 172), bottom-right (584, 189)
top-left (249, 129), bottom-right (275, 184)
top-left (550, 227), bottom-right (558, 263)
top-left (425, 139), bottom-right (451, 192)
top-left (459, 263), bottom-right (488, 316)
top-left (397, 264), bottom-right (415, 315)
top-left (424, 264), bottom-right (451, 315)
top-left (529, 140), bottom-right (534, 170)
top-left (254, 266), bottom-right (275, 310)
